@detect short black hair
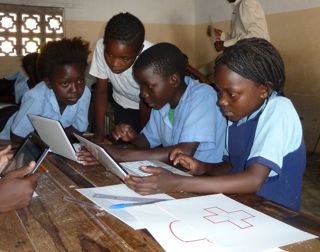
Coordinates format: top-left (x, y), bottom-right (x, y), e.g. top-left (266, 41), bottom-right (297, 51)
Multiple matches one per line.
top-left (215, 38), bottom-right (285, 92)
top-left (133, 42), bottom-right (187, 79)
top-left (103, 12), bottom-right (145, 52)
top-left (37, 37), bottom-right (90, 79)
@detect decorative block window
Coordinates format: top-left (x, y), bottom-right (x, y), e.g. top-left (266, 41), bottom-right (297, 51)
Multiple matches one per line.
top-left (0, 4), bottom-right (64, 56)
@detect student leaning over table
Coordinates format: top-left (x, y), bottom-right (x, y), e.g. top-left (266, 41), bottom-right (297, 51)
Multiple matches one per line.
top-left (77, 42), bottom-right (226, 164)
top-left (0, 145), bottom-right (40, 213)
top-left (89, 12), bottom-right (153, 142)
top-left (124, 38), bottom-right (306, 211)
top-left (0, 37), bottom-right (91, 143)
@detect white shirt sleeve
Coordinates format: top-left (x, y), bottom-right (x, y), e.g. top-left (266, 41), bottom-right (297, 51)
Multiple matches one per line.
top-left (89, 39), bottom-right (109, 80)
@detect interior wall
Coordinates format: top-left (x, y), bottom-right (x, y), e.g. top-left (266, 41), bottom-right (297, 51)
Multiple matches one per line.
top-left (193, 7), bottom-right (320, 152)
top-left (269, 8), bottom-right (320, 153)
top-left (65, 21), bottom-right (196, 65)
top-left (1, 1), bottom-right (320, 152)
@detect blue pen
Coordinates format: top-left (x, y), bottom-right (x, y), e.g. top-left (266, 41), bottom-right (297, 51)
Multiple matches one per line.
top-left (110, 199), bottom-right (170, 209)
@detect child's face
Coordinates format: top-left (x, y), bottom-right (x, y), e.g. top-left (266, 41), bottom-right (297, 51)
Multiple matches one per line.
top-left (135, 66), bottom-right (178, 110)
top-left (214, 64), bottom-right (269, 122)
top-left (46, 64), bottom-right (86, 112)
top-left (104, 39), bottom-right (141, 74)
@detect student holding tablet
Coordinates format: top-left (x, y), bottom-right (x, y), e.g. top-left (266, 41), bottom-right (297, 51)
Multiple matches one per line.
top-left (0, 145), bottom-right (40, 213)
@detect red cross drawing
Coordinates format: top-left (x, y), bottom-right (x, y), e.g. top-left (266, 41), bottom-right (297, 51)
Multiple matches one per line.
top-left (169, 206), bottom-right (255, 243)
top-left (203, 206), bottom-right (255, 229)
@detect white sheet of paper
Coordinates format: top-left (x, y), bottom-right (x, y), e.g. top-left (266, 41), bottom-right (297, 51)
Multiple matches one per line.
top-left (145, 207), bottom-right (229, 252)
top-left (148, 194), bottom-right (317, 252)
top-left (77, 184), bottom-right (174, 229)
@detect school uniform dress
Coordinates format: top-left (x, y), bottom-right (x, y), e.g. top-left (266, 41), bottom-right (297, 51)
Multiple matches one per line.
top-left (6, 71), bottom-right (29, 104)
top-left (0, 81), bottom-right (91, 140)
top-left (220, 0), bottom-right (270, 47)
top-left (89, 38), bottom-right (153, 110)
top-left (142, 76), bottom-right (226, 163)
top-left (223, 93), bottom-right (306, 211)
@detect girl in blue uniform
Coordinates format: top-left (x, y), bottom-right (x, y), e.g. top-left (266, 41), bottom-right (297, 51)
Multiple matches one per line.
top-left (125, 38), bottom-right (306, 211)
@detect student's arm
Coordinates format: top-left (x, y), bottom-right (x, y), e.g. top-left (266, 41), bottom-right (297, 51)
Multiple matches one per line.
top-left (93, 78), bottom-right (109, 142)
top-left (125, 162), bottom-right (270, 195)
top-left (0, 162), bottom-right (40, 213)
top-left (106, 141), bottom-right (199, 163)
top-left (112, 124), bottom-right (143, 143)
top-left (139, 100), bottom-right (151, 129)
top-left (76, 128), bottom-right (151, 165)
top-left (170, 150), bottom-right (230, 176)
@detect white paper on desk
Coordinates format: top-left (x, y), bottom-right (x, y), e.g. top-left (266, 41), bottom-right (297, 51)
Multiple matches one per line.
top-left (146, 207), bottom-right (228, 252)
top-left (148, 194), bottom-right (317, 252)
top-left (77, 184), bottom-right (174, 229)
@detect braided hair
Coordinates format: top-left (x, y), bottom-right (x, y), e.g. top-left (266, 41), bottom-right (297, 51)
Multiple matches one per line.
top-left (103, 12), bottom-right (145, 52)
top-left (133, 42), bottom-right (187, 80)
top-left (215, 38), bottom-right (285, 93)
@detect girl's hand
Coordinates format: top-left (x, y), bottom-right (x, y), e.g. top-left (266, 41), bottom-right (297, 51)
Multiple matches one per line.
top-left (170, 151), bottom-right (206, 176)
top-left (112, 124), bottom-right (137, 142)
top-left (76, 147), bottom-right (99, 166)
top-left (124, 166), bottom-right (178, 195)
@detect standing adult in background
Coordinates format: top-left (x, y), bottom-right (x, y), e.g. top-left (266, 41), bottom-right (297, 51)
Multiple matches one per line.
top-left (207, 0), bottom-right (270, 52)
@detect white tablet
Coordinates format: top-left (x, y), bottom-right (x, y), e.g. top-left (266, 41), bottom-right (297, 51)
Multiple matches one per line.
top-left (28, 114), bottom-right (78, 161)
top-left (74, 133), bottom-right (128, 180)
top-left (73, 133), bottom-right (191, 180)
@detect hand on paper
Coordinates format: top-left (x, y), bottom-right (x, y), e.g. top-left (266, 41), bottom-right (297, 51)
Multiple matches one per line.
top-left (112, 124), bottom-right (137, 142)
top-left (0, 161), bottom-right (40, 213)
top-left (170, 148), bottom-right (206, 176)
top-left (124, 166), bottom-right (178, 195)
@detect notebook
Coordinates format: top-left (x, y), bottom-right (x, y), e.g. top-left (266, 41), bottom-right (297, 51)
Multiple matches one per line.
top-left (28, 114), bottom-right (81, 162)
top-left (73, 133), bottom-right (191, 181)
top-left (2, 133), bottom-right (50, 175)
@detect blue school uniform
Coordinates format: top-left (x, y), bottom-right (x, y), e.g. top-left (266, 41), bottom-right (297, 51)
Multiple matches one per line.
top-left (142, 76), bottom-right (226, 163)
top-left (223, 92), bottom-right (306, 211)
top-left (6, 71), bottom-right (29, 104)
top-left (0, 81), bottom-right (91, 140)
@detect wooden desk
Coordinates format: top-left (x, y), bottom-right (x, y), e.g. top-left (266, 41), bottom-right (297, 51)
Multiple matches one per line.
top-left (0, 152), bottom-right (319, 251)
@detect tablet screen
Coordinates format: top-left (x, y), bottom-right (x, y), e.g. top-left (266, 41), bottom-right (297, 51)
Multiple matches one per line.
top-left (3, 133), bottom-right (50, 175)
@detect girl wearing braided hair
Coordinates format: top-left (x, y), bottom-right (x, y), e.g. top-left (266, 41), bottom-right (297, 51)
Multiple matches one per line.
top-left (125, 38), bottom-right (305, 211)
top-left (89, 13), bottom-right (152, 142)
